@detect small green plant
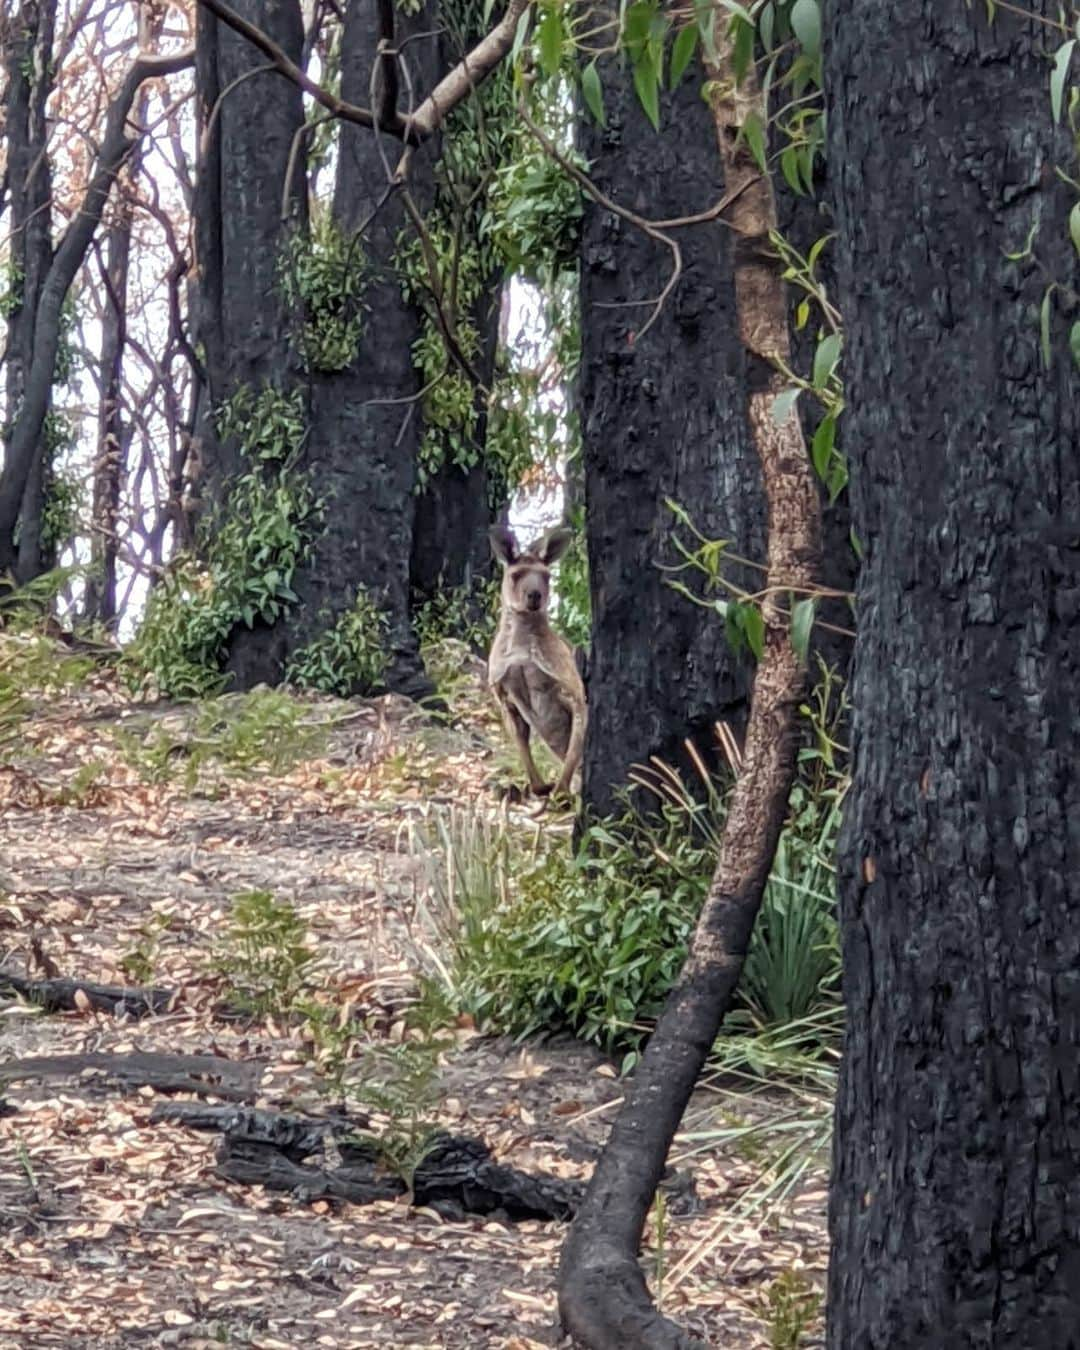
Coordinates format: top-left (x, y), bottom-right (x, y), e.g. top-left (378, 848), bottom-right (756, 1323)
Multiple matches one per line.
top-left (116, 689), bottom-right (327, 788)
top-left (211, 889), bottom-right (315, 1017)
top-left (53, 759), bottom-right (108, 807)
top-left (765, 1269), bottom-right (820, 1350)
top-left (344, 1037), bottom-right (445, 1190)
top-left (215, 385), bottom-right (306, 465)
top-left (552, 499), bottom-right (590, 649)
top-left (119, 912), bottom-right (172, 985)
top-left (285, 587), bottom-right (388, 696)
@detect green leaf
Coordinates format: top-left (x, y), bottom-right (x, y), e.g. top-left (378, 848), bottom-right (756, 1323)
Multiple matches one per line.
top-left (581, 59), bottom-right (606, 126)
top-left (791, 597), bottom-right (816, 664)
top-left (780, 146), bottom-right (804, 196)
top-left (772, 387), bottom-right (802, 425)
top-left (1071, 321), bottom-right (1080, 370)
top-left (810, 414), bottom-right (835, 479)
top-left (812, 332), bottom-right (842, 391)
top-left (511, 7), bottom-right (532, 63)
top-left (717, 0), bottom-right (755, 22)
top-left (1051, 40), bottom-right (1075, 124)
top-left (1070, 202), bottom-right (1080, 259)
top-left (849, 526), bottom-right (864, 560)
top-left (760, 0), bottom-right (776, 51)
top-left (741, 604), bottom-right (765, 661)
top-left (1040, 284), bottom-right (1055, 369)
top-left (670, 23), bottom-right (698, 88)
top-left (790, 0), bottom-right (821, 58)
top-left (733, 15), bottom-right (754, 83)
top-left (742, 110), bottom-right (768, 172)
top-left (537, 6), bottom-right (563, 78)
top-left (795, 299), bottom-right (810, 330)
top-left (633, 56), bottom-right (661, 131)
top-left (693, 0), bottom-right (719, 60)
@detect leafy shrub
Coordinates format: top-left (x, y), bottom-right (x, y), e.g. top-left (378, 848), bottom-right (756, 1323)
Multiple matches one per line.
top-left (211, 889), bottom-right (315, 1017)
top-left (125, 395), bottom-right (321, 698)
top-left (285, 587), bottom-right (389, 696)
top-left (411, 741), bottom-right (845, 1055)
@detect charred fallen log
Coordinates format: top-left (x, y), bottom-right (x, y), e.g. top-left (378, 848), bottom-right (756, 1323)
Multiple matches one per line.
top-left (155, 1102), bottom-right (582, 1222)
top-left (0, 969), bottom-right (174, 1017)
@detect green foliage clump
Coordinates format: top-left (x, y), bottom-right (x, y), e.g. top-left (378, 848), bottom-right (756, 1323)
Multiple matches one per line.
top-left (414, 575), bottom-right (499, 654)
top-left (215, 385), bottom-right (306, 465)
top-left (127, 384), bottom-right (320, 697)
top-left (412, 673), bottom-right (847, 1056)
top-left (485, 139), bottom-right (584, 281)
top-left (765, 1269), bottom-right (821, 1350)
top-left (552, 499), bottom-right (590, 649)
top-left (411, 803), bottom-right (711, 1056)
top-left (211, 889), bottom-right (315, 1017)
top-left (279, 212), bottom-right (367, 372)
top-left (285, 587), bottom-right (389, 697)
top-left (0, 259), bottom-right (24, 318)
top-left (115, 688), bottom-right (327, 788)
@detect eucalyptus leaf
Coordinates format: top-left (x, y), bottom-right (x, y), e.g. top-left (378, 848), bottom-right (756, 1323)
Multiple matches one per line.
top-left (812, 332), bottom-right (842, 391)
top-left (742, 604), bottom-right (765, 661)
top-left (581, 60), bottom-right (606, 126)
top-left (1070, 202), bottom-right (1080, 259)
top-left (790, 0), bottom-right (821, 58)
top-left (772, 387), bottom-right (802, 426)
top-left (1070, 320), bottom-right (1080, 370)
top-left (742, 110), bottom-right (768, 172)
top-left (1051, 40), bottom-right (1075, 124)
top-left (1040, 284), bottom-right (1055, 369)
top-left (791, 598), bottom-right (816, 665)
top-left (670, 23), bottom-right (698, 88)
top-left (633, 56), bottom-right (661, 131)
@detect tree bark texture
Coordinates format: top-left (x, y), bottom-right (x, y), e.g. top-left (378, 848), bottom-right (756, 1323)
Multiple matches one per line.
top-left (295, 0), bottom-right (447, 698)
top-left (577, 57), bottom-right (765, 819)
top-left (825, 5), bottom-right (1080, 1347)
top-left (2, 1), bottom-right (55, 582)
top-left (558, 32), bottom-right (820, 1349)
top-left (84, 185), bottom-right (136, 627)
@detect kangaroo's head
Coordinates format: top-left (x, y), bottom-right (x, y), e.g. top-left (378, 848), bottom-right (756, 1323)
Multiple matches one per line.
top-left (490, 524), bottom-right (573, 616)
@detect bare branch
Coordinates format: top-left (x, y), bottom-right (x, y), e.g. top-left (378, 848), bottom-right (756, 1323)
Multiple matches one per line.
top-left (195, 0), bottom-right (531, 144)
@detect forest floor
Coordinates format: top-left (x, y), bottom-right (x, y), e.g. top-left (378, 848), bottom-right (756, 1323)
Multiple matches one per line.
top-left (0, 658), bottom-right (827, 1349)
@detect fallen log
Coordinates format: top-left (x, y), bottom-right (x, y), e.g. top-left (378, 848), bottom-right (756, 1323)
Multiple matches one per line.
top-left (0, 969), bottom-right (174, 1017)
top-left (156, 1103), bottom-right (582, 1221)
top-left (0, 1051), bottom-right (259, 1101)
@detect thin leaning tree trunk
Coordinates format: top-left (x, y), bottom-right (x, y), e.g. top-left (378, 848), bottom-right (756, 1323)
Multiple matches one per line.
top-left (556, 27), bottom-right (821, 1350)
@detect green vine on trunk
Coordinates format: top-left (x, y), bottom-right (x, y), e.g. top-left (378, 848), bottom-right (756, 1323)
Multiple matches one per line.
top-left (285, 586), bottom-right (390, 696)
top-left (128, 384), bottom-right (322, 698)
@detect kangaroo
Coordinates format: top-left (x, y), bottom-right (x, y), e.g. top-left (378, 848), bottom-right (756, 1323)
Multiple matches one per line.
top-left (487, 524), bottom-right (587, 800)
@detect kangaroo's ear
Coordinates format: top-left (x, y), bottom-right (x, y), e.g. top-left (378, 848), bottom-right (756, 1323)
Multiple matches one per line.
top-left (537, 526), bottom-right (573, 566)
top-left (489, 524), bottom-right (518, 565)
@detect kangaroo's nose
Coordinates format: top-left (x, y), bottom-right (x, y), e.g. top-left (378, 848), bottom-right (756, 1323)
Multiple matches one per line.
top-left (526, 590), bottom-right (542, 611)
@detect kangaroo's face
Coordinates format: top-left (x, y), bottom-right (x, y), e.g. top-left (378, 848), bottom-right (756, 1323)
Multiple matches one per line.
top-left (489, 524), bottom-right (573, 618)
top-left (504, 558), bottom-right (552, 615)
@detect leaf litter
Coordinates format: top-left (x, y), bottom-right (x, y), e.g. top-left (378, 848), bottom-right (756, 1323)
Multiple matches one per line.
top-left (0, 668), bottom-right (827, 1347)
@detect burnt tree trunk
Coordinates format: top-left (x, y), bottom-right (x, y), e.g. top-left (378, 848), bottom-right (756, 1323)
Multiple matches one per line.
top-left (192, 0), bottom-right (307, 682)
top-left (577, 57), bottom-right (764, 818)
top-left (558, 25), bottom-right (821, 1347)
top-left (294, 0), bottom-right (446, 699)
top-left (2, 1), bottom-right (55, 583)
top-left (84, 183), bottom-right (135, 627)
top-left (825, 4), bottom-right (1080, 1346)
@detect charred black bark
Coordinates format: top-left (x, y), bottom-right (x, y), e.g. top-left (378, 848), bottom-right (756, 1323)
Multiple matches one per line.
top-left (192, 0), bottom-right (308, 684)
top-left (577, 64), bottom-right (764, 818)
top-left (290, 0), bottom-right (447, 699)
top-left (1, 1), bottom-right (55, 582)
top-left (825, 5), bottom-right (1080, 1346)
top-left (84, 205), bottom-right (134, 626)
